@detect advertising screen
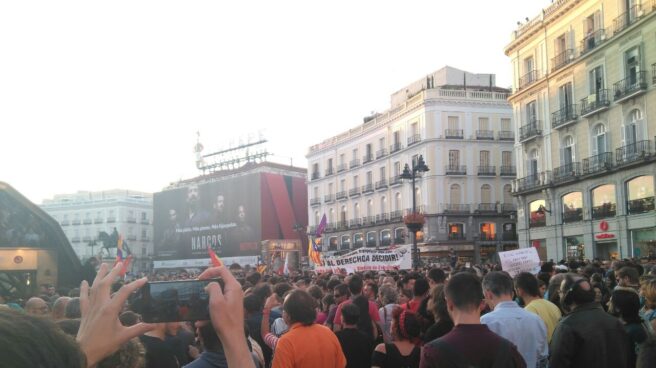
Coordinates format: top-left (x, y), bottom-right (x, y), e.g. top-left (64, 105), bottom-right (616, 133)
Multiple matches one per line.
top-left (154, 174), bottom-right (261, 259)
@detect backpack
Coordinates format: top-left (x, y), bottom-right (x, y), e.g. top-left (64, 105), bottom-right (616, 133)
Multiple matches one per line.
top-left (637, 320), bottom-right (656, 368)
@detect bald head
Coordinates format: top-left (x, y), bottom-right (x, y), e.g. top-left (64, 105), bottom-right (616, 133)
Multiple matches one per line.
top-left (51, 297), bottom-right (71, 320)
top-left (25, 297), bottom-right (49, 316)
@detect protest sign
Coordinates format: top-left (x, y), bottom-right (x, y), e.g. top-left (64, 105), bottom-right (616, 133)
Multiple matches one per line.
top-left (498, 247), bottom-right (541, 277)
top-left (315, 244), bottom-right (413, 273)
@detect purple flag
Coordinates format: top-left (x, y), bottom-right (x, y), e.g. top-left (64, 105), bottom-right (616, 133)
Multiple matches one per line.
top-left (315, 214), bottom-right (327, 237)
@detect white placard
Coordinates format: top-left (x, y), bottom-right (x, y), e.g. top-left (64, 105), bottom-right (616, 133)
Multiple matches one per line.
top-left (314, 244), bottom-right (413, 273)
top-left (498, 247), bottom-right (541, 277)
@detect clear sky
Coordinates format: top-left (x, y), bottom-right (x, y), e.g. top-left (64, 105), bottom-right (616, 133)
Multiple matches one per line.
top-left (0, 0), bottom-right (550, 204)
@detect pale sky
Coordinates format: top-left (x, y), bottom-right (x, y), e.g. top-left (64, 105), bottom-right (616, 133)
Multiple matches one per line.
top-left (0, 0), bottom-right (550, 204)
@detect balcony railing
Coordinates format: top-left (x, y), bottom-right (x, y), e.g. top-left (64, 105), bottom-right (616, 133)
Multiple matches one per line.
top-left (613, 71), bottom-right (648, 102)
top-left (580, 90), bottom-right (611, 117)
top-left (592, 203), bottom-right (616, 219)
top-left (362, 184), bottom-right (374, 194)
top-left (407, 134), bottom-right (422, 146)
top-left (551, 49), bottom-right (575, 72)
top-left (325, 167), bottom-right (334, 176)
top-left (627, 197), bottom-right (656, 214)
top-left (72, 220), bottom-right (81, 225)
top-left (375, 179), bottom-right (388, 190)
top-left (362, 216), bottom-right (374, 226)
top-left (390, 142), bottom-right (403, 153)
top-left (310, 197), bottom-right (321, 206)
top-left (83, 219), bottom-right (92, 225)
top-left (390, 210), bottom-right (403, 222)
top-left (94, 218), bottom-right (104, 224)
top-left (500, 165), bottom-right (516, 177)
top-left (582, 152), bottom-right (613, 175)
top-left (616, 140), bottom-right (652, 165)
top-left (613, 5), bottom-right (644, 35)
top-left (563, 209), bottom-right (583, 223)
top-left (336, 191), bottom-right (347, 200)
top-left (349, 188), bottom-right (361, 197)
top-left (553, 162), bottom-right (581, 183)
top-left (551, 104), bottom-right (578, 129)
top-left (477, 165), bottom-right (496, 176)
top-left (478, 233), bottom-right (496, 241)
top-left (375, 213), bottom-right (389, 224)
top-left (311, 172), bottom-right (320, 180)
top-left (477, 203), bottom-right (497, 213)
top-left (349, 159), bottom-right (361, 169)
top-left (514, 171), bottom-right (552, 193)
top-left (476, 130), bottom-right (494, 140)
top-left (519, 70), bottom-right (538, 90)
top-left (443, 204), bottom-right (470, 214)
top-left (127, 217), bottom-right (137, 223)
top-left (448, 233), bottom-right (466, 240)
top-left (445, 165), bottom-right (467, 175)
top-left (376, 148), bottom-right (388, 159)
top-left (498, 131), bottom-right (514, 141)
top-left (445, 129), bottom-right (464, 139)
top-left (324, 194), bottom-right (334, 203)
top-left (389, 176), bottom-right (403, 186)
top-left (107, 217), bottom-right (116, 223)
top-left (502, 203), bottom-right (516, 213)
top-left (141, 236), bottom-right (150, 242)
top-left (519, 120), bottom-right (542, 141)
top-left (349, 218), bottom-right (362, 228)
top-left (362, 154), bottom-right (374, 164)
top-left (580, 29), bottom-right (607, 55)
top-left (337, 163), bottom-right (347, 172)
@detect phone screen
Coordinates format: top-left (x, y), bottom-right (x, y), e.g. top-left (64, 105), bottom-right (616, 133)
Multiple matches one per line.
top-left (129, 279), bottom-right (220, 323)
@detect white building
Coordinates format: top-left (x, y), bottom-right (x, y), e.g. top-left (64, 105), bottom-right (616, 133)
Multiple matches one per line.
top-left (307, 66), bottom-right (518, 263)
top-left (40, 190), bottom-right (154, 272)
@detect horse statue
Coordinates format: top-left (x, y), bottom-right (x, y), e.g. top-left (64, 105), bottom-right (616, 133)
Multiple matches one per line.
top-left (97, 229), bottom-right (132, 258)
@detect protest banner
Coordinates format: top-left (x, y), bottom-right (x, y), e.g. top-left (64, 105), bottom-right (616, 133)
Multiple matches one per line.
top-left (314, 244), bottom-right (413, 273)
top-left (498, 247), bottom-right (541, 277)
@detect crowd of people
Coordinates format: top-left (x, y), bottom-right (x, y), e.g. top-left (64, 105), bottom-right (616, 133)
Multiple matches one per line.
top-left (2, 257), bottom-right (656, 368)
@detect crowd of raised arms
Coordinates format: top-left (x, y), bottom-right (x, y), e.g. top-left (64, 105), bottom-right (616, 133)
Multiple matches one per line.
top-left (2, 258), bottom-right (656, 368)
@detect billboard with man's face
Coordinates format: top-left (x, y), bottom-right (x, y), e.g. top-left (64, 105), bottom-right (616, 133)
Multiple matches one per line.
top-left (153, 174), bottom-right (261, 259)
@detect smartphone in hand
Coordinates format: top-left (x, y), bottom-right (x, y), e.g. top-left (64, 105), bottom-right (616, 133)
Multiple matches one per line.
top-left (129, 279), bottom-right (223, 323)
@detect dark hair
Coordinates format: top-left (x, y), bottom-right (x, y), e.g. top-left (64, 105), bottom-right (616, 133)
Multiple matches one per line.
top-left (97, 338), bottom-right (145, 368)
top-left (444, 273), bottom-right (483, 311)
top-left (199, 322), bottom-right (223, 352)
top-left (611, 289), bottom-right (642, 324)
top-left (334, 284), bottom-right (350, 299)
top-left (341, 303), bottom-right (360, 325)
top-left (352, 295), bottom-right (373, 338)
top-left (413, 278), bottom-right (430, 297)
top-left (307, 285), bottom-right (323, 301)
top-left (540, 262), bottom-right (554, 273)
top-left (246, 272), bottom-right (262, 286)
top-left (283, 290), bottom-right (317, 325)
top-left (321, 294), bottom-right (335, 312)
top-left (428, 268), bottom-right (446, 284)
top-left (273, 283), bottom-right (293, 299)
top-left (119, 311), bottom-right (141, 326)
top-left (56, 318), bottom-right (81, 336)
top-left (617, 267), bottom-right (640, 284)
top-left (326, 279), bottom-right (341, 291)
top-left (392, 307), bottom-right (421, 340)
top-left (364, 281), bottom-right (378, 297)
top-left (0, 309), bottom-right (85, 368)
top-left (560, 274), bottom-right (594, 307)
top-left (243, 294), bottom-right (264, 314)
top-left (482, 272), bottom-right (514, 297)
top-left (252, 284), bottom-right (272, 301)
top-left (514, 272), bottom-right (540, 297)
top-left (64, 297), bottom-right (81, 319)
top-left (428, 284), bottom-right (451, 323)
top-left (347, 275), bottom-right (364, 295)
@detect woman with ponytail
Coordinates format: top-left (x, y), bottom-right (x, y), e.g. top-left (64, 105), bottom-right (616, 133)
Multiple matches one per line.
top-left (371, 307), bottom-right (421, 368)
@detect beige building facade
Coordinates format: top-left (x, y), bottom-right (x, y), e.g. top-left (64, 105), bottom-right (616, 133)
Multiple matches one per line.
top-left (307, 66), bottom-right (517, 263)
top-left (506, 0), bottom-right (656, 261)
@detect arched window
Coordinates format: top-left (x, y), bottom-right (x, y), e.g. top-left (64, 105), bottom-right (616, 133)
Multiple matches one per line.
top-left (394, 227), bottom-right (406, 244)
top-left (529, 149), bottom-right (539, 176)
top-left (329, 236), bottom-right (338, 251)
top-left (394, 192), bottom-right (402, 211)
top-left (592, 184), bottom-right (616, 219)
top-left (450, 184), bottom-right (461, 205)
top-left (353, 233), bottom-right (364, 248)
top-left (503, 184), bottom-right (513, 204)
top-left (380, 229), bottom-right (392, 246)
top-left (340, 205), bottom-right (347, 225)
top-left (340, 235), bottom-right (351, 250)
top-left (366, 231), bottom-right (377, 247)
top-left (329, 208), bottom-right (335, 224)
top-left (353, 202), bottom-right (360, 219)
top-left (561, 135), bottom-right (575, 166)
top-left (562, 192), bottom-right (583, 222)
top-left (380, 196), bottom-right (387, 214)
top-left (367, 200), bottom-right (373, 218)
top-left (627, 176), bottom-right (655, 214)
top-left (529, 199), bottom-right (546, 227)
top-left (592, 123), bottom-right (607, 155)
top-left (624, 109), bottom-right (644, 146)
top-left (481, 184), bottom-right (492, 204)
top-left (314, 211), bottom-right (320, 226)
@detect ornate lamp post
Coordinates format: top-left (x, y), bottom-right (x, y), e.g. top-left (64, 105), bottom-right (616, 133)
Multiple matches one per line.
top-left (400, 155), bottom-right (429, 270)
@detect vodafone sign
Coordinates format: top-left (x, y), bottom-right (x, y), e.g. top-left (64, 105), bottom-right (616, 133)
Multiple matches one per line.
top-left (596, 221), bottom-right (615, 240)
top-left (599, 221), bottom-right (609, 231)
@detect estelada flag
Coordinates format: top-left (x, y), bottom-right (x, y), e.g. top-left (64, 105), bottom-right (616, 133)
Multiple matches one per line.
top-left (208, 247), bottom-right (223, 267)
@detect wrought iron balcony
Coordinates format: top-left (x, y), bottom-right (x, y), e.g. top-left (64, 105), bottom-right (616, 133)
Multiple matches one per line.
top-left (500, 165), bottom-right (516, 177)
top-left (613, 71), bottom-right (648, 102)
top-left (362, 216), bottom-right (375, 226)
top-left (325, 167), bottom-right (334, 176)
top-left (336, 191), bottom-right (347, 200)
top-left (407, 134), bottom-right (422, 146)
top-left (551, 49), bottom-right (576, 72)
top-left (616, 140), bottom-right (652, 165)
top-left (580, 29), bottom-right (606, 55)
top-left (553, 162), bottom-right (581, 183)
top-left (445, 129), bottom-right (464, 139)
top-left (477, 165), bottom-right (496, 176)
top-left (310, 197), bottom-right (321, 206)
top-left (389, 175), bottom-right (403, 186)
top-left (580, 90), bottom-right (610, 117)
top-left (375, 213), bottom-right (389, 224)
top-left (83, 219), bottom-right (92, 225)
top-left (519, 120), bottom-right (542, 142)
top-left (375, 179), bottom-right (388, 190)
top-left (324, 194), bottom-right (334, 203)
top-left (502, 203), bottom-right (516, 213)
top-left (127, 217), bottom-right (137, 223)
top-left (362, 154), bottom-right (374, 164)
top-left (362, 184), bottom-right (374, 194)
top-left (337, 163), bottom-right (347, 172)
top-left (551, 104), bottom-right (578, 129)
top-left (376, 148), bottom-right (388, 159)
top-left (498, 131), bottom-right (515, 141)
top-left (477, 203), bottom-right (497, 213)
top-left (349, 159), bottom-right (361, 169)
top-left (390, 142), bottom-right (403, 153)
top-left (518, 70), bottom-right (538, 90)
top-left (107, 217), bottom-right (116, 223)
top-left (445, 165), bottom-right (467, 175)
top-left (389, 210), bottom-right (403, 222)
top-left (349, 218), bottom-right (362, 228)
top-left (72, 220), bottom-right (81, 225)
top-left (514, 171), bottom-right (552, 193)
top-left (592, 203), bottom-right (616, 219)
top-left (348, 188), bottom-right (361, 197)
top-left (448, 233), bottom-right (466, 240)
top-left (613, 5), bottom-right (644, 35)
top-left (627, 197), bottom-right (655, 214)
top-left (311, 172), bottom-right (320, 180)
top-left (582, 152), bottom-right (613, 175)
top-left (443, 204), bottom-right (470, 214)
top-left (476, 130), bottom-right (494, 140)
top-left (94, 218), bottom-right (103, 224)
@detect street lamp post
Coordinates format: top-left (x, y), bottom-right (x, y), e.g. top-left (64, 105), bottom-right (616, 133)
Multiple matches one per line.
top-left (400, 155), bottom-right (429, 270)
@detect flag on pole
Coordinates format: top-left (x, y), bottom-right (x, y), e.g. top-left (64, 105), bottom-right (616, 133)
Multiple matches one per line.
top-left (315, 214), bottom-right (327, 237)
top-left (113, 234), bottom-right (130, 276)
top-left (308, 236), bottom-right (322, 265)
top-left (208, 247), bottom-right (223, 267)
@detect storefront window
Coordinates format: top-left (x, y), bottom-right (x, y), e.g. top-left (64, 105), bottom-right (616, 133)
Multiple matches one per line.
top-left (564, 235), bottom-right (584, 261)
top-left (353, 233), bottom-right (363, 248)
top-left (340, 235), bottom-right (350, 250)
top-left (562, 192), bottom-right (583, 223)
top-left (366, 231), bottom-right (376, 247)
top-left (502, 223), bottom-right (517, 241)
top-left (394, 227), bottom-right (406, 244)
top-left (480, 223), bottom-right (496, 240)
top-left (592, 184), bottom-right (616, 219)
top-left (529, 200), bottom-right (546, 227)
top-left (448, 223), bottom-right (464, 240)
top-left (632, 228), bottom-right (656, 258)
top-left (329, 236), bottom-right (338, 251)
top-left (380, 230), bottom-right (392, 246)
top-left (627, 176), bottom-right (655, 214)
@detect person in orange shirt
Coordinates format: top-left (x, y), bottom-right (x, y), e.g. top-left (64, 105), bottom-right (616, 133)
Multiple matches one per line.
top-left (271, 290), bottom-right (347, 368)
